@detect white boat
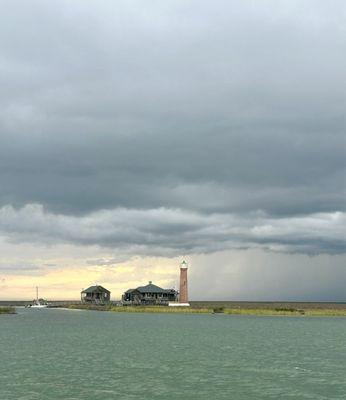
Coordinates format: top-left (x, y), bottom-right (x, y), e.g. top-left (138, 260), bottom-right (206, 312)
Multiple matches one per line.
top-left (30, 300), bottom-right (48, 308)
top-left (26, 287), bottom-right (48, 308)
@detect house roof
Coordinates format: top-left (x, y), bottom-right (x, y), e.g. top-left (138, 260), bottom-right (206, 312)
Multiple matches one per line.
top-left (135, 282), bottom-right (176, 294)
top-left (124, 288), bottom-right (140, 294)
top-left (81, 285), bottom-right (110, 294)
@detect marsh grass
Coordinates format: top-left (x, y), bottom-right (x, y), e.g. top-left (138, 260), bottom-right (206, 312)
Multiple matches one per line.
top-left (303, 309), bottom-right (346, 317)
top-left (212, 307), bottom-right (225, 313)
top-left (68, 304), bottom-right (112, 311)
top-left (109, 306), bottom-right (211, 314)
top-left (0, 306), bottom-right (15, 314)
top-left (67, 304), bottom-right (346, 317)
top-left (223, 308), bottom-right (346, 316)
top-left (68, 304), bottom-right (211, 313)
top-left (224, 308), bottom-right (304, 316)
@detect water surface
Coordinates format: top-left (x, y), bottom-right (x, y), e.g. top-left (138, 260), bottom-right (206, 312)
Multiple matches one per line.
top-left (1, 308), bottom-right (345, 399)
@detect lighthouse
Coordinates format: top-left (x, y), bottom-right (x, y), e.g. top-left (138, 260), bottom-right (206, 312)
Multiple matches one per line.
top-left (168, 260), bottom-right (190, 307)
top-left (179, 260), bottom-right (189, 304)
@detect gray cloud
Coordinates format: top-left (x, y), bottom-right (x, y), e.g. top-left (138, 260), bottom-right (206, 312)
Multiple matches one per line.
top-left (86, 256), bottom-right (131, 266)
top-left (0, 1), bottom-right (345, 256)
top-left (0, 204), bottom-right (344, 256)
top-left (0, 261), bottom-right (42, 276)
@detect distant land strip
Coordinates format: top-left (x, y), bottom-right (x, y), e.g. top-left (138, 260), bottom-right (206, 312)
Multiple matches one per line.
top-left (66, 302), bottom-right (346, 316)
top-left (3, 301), bottom-right (346, 316)
top-left (2, 300), bottom-right (346, 310)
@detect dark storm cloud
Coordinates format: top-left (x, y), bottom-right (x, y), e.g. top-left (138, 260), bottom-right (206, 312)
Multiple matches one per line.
top-left (0, 1), bottom-right (345, 254)
top-left (190, 250), bottom-right (346, 301)
top-left (0, 204), bottom-right (344, 255)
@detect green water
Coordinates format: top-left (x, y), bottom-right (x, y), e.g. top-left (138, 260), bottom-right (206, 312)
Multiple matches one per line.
top-left (1, 309), bottom-right (346, 399)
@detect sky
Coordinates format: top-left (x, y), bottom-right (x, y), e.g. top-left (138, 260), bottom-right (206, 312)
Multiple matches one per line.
top-left (0, 0), bottom-right (345, 300)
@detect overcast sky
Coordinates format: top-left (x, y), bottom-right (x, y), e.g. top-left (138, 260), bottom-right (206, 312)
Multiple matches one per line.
top-left (0, 0), bottom-right (345, 300)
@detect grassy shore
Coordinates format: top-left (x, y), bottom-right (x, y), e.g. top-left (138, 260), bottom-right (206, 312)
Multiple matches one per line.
top-left (67, 304), bottom-right (346, 316)
top-left (0, 306), bottom-right (16, 314)
top-left (222, 308), bottom-right (346, 316)
top-left (68, 304), bottom-right (211, 313)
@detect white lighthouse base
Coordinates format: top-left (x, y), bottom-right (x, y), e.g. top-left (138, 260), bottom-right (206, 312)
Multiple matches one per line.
top-left (168, 302), bottom-right (190, 307)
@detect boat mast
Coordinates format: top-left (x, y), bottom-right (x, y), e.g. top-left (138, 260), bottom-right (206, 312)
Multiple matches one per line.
top-left (36, 286), bottom-right (39, 302)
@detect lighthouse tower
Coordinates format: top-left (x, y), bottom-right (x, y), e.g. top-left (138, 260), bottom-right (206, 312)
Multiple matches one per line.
top-left (179, 260), bottom-right (190, 305)
top-left (168, 260), bottom-right (190, 307)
